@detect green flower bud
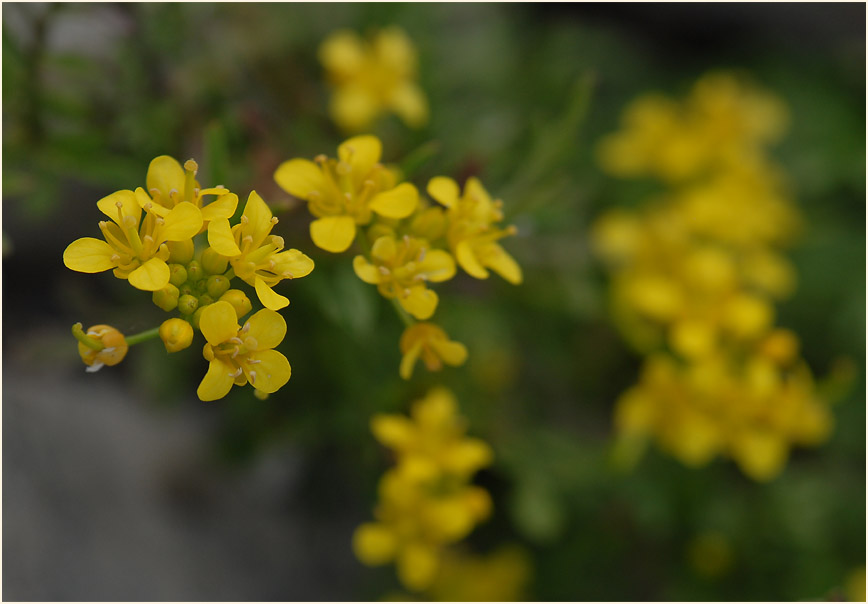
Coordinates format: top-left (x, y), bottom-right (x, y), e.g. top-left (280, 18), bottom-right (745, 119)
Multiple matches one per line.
top-left (178, 294), bottom-right (199, 315)
top-left (201, 247), bottom-right (229, 275)
top-left (167, 239), bottom-right (195, 264)
top-left (169, 264), bottom-right (188, 287)
top-left (186, 260), bottom-right (204, 283)
top-left (152, 283), bottom-right (180, 312)
top-left (159, 318), bottom-right (194, 353)
top-left (219, 289), bottom-right (252, 320)
top-left (179, 283), bottom-right (195, 296)
top-left (198, 294), bottom-right (214, 307)
top-left (206, 274), bottom-right (231, 298)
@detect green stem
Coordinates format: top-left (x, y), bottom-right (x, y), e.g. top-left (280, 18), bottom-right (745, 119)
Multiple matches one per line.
top-left (125, 327), bottom-right (161, 346)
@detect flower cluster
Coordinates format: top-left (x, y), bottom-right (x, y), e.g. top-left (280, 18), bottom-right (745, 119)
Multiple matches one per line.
top-left (275, 134), bottom-right (522, 379)
top-left (352, 387), bottom-right (494, 592)
top-left (319, 26), bottom-right (428, 132)
top-left (593, 72), bottom-right (833, 480)
top-left (64, 156), bottom-right (314, 400)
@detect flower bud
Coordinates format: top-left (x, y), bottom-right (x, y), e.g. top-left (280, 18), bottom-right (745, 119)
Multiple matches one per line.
top-left (74, 323), bottom-right (128, 371)
top-left (201, 247), bottom-right (229, 275)
top-left (191, 306), bottom-right (205, 330)
top-left (159, 318), bottom-right (194, 353)
top-left (179, 283), bottom-right (195, 296)
top-left (186, 260), bottom-right (204, 283)
top-left (167, 239), bottom-right (195, 264)
top-left (219, 289), bottom-right (252, 319)
top-left (169, 264), bottom-right (188, 287)
top-left (198, 294), bottom-right (214, 307)
top-left (206, 274), bottom-right (231, 298)
top-left (152, 283), bottom-right (180, 312)
top-left (178, 294), bottom-right (199, 315)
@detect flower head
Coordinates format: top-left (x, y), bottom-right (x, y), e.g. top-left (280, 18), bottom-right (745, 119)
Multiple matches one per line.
top-left (427, 176), bottom-right (522, 284)
top-left (398, 322), bottom-right (467, 380)
top-left (63, 189), bottom-right (203, 290)
top-left (197, 301), bottom-right (291, 401)
top-left (353, 234), bottom-right (455, 320)
top-left (274, 135), bottom-right (419, 253)
top-left (319, 26), bottom-right (428, 131)
top-left (207, 191), bottom-right (314, 310)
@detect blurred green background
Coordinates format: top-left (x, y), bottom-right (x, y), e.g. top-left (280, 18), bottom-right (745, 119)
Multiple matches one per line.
top-left (3, 2), bottom-right (864, 601)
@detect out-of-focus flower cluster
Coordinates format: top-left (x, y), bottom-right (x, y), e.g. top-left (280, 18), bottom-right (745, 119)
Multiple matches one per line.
top-left (352, 387), bottom-right (494, 592)
top-left (63, 156), bottom-right (314, 400)
top-left (275, 134), bottom-right (522, 380)
top-left (593, 72), bottom-right (833, 481)
top-left (319, 27), bottom-right (428, 132)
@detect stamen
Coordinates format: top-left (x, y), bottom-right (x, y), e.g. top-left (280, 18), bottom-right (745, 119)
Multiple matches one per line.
top-left (248, 370), bottom-right (257, 384)
top-left (229, 337), bottom-right (244, 345)
top-left (230, 367), bottom-right (243, 378)
top-left (241, 322), bottom-right (251, 334)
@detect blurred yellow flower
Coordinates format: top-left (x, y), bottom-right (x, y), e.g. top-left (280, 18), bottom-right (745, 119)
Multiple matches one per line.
top-left (427, 546), bottom-right (533, 602)
top-left (274, 135), bottom-right (419, 253)
top-left (398, 322), bottom-right (468, 380)
top-left (73, 323), bottom-right (128, 372)
top-left (197, 301), bottom-right (291, 401)
top-left (353, 234), bottom-right (455, 320)
top-left (319, 26), bottom-right (428, 131)
top-left (427, 175), bottom-right (522, 284)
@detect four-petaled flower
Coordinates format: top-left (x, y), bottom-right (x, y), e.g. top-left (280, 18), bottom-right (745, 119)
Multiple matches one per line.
top-left (274, 135), bottom-right (419, 253)
top-left (63, 188), bottom-right (203, 290)
top-left (208, 191), bottom-right (315, 310)
top-left (427, 176), bottom-right (522, 285)
top-left (197, 301), bottom-right (291, 401)
top-left (353, 234), bottom-right (455, 320)
top-left (398, 322), bottom-right (467, 380)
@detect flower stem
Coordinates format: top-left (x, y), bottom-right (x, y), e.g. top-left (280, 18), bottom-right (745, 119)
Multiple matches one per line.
top-left (125, 327), bottom-right (161, 346)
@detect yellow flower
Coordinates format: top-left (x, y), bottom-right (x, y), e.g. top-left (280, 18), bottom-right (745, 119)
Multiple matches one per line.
top-left (274, 135), bottom-right (419, 253)
top-left (427, 176), bottom-right (522, 284)
top-left (159, 318), bottom-right (194, 353)
top-left (197, 300), bottom-right (291, 401)
top-left (319, 27), bottom-right (428, 131)
top-left (207, 191), bottom-right (314, 310)
top-left (63, 189), bottom-right (203, 291)
top-left (398, 322), bottom-right (467, 380)
top-left (74, 323), bottom-right (128, 372)
top-left (353, 234), bottom-right (455, 320)
top-left (428, 546), bottom-right (533, 602)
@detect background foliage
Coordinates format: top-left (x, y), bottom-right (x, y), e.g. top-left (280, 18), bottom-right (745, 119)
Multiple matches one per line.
top-left (3, 3), bottom-right (865, 601)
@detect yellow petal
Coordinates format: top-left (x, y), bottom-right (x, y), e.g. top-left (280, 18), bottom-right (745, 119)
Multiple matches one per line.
top-left (464, 177), bottom-right (493, 206)
top-left (245, 349), bottom-right (291, 394)
top-left (161, 201), bottom-right (203, 242)
top-left (63, 237), bottom-right (116, 273)
top-left (318, 30), bottom-right (365, 74)
top-left (271, 249), bottom-right (315, 278)
top-left (254, 277), bottom-right (289, 311)
top-left (128, 257), bottom-right (170, 290)
top-left (352, 523), bottom-right (397, 566)
top-left (370, 235), bottom-right (397, 262)
top-left (481, 242), bottom-right (522, 285)
top-left (97, 189), bottom-right (141, 228)
top-left (207, 218), bottom-right (242, 256)
top-left (389, 82), bottom-right (428, 128)
top-left (244, 308), bottom-right (287, 350)
top-left (353, 255), bottom-right (381, 284)
top-left (310, 215), bottom-right (356, 253)
top-left (135, 187), bottom-right (167, 216)
top-left (399, 286), bottom-right (438, 320)
top-left (199, 300), bottom-right (240, 345)
top-left (369, 183), bottom-right (418, 219)
top-left (430, 339), bottom-right (468, 366)
top-left (370, 414), bottom-right (416, 449)
top-left (273, 159), bottom-right (326, 200)
top-left (242, 191), bottom-right (274, 245)
top-left (396, 542), bottom-right (439, 592)
top-left (455, 240), bottom-right (489, 279)
top-left (399, 340), bottom-right (424, 380)
top-left (146, 155), bottom-right (185, 202)
top-left (426, 176), bottom-right (459, 208)
top-left (330, 86), bottom-right (379, 132)
top-left (731, 430), bottom-right (788, 482)
top-left (418, 249), bottom-right (456, 282)
top-left (201, 192), bottom-right (238, 221)
top-left (338, 135), bottom-right (382, 178)
top-left (197, 359), bottom-right (236, 401)
top-left (374, 27), bottom-right (416, 72)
